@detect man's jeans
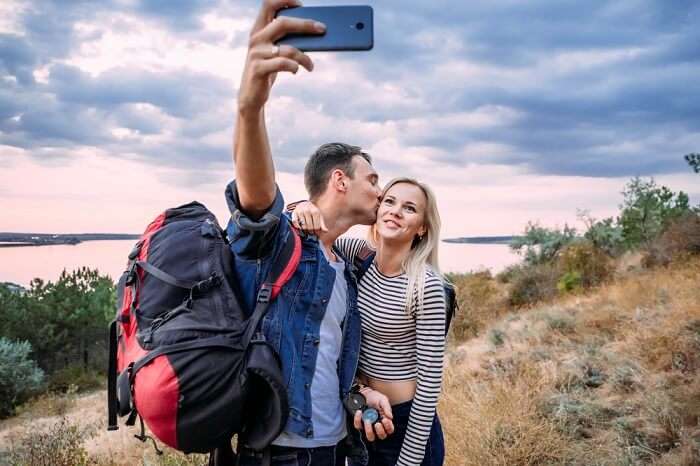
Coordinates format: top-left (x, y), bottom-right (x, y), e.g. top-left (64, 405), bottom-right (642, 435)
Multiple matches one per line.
top-left (238, 443), bottom-right (346, 466)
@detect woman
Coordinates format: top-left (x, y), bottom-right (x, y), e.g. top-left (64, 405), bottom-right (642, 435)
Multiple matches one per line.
top-left (292, 177), bottom-right (447, 466)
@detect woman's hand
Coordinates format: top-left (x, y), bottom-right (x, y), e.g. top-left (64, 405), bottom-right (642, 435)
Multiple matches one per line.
top-left (291, 201), bottom-right (328, 234)
top-left (353, 387), bottom-right (395, 441)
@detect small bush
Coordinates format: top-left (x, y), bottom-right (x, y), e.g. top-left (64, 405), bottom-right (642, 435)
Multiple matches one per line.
top-left (157, 451), bottom-right (210, 466)
top-left (8, 416), bottom-right (95, 466)
top-left (508, 263), bottom-right (561, 307)
top-left (448, 271), bottom-right (508, 340)
top-left (0, 338), bottom-right (45, 418)
top-left (510, 222), bottom-right (578, 266)
top-left (542, 311), bottom-right (577, 334)
top-left (540, 394), bottom-right (618, 439)
top-left (644, 213), bottom-right (700, 267)
top-left (47, 364), bottom-right (104, 393)
top-left (557, 240), bottom-right (613, 289)
top-left (495, 263), bottom-right (522, 284)
top-left (16, 385), bottom-right (78, 418)
top-left (557, 271), bottom-right (582, 293)
top-left (581, 214), bottom-right (625, 257)
top-left (609, 362), bottom-right (645, 393)
top-left (489, 328), bottom-right (506, 347)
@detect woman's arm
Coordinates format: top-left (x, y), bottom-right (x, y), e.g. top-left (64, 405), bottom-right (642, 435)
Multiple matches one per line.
top-left (396, 274), bottom-right (446, 466)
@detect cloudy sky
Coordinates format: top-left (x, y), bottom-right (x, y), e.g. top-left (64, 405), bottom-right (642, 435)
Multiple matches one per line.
top-left (1, 0), bottom-right (698, 238)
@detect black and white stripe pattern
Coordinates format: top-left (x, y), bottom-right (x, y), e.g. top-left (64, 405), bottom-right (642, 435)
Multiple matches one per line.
top-left (336, 237), bottom-right (446, 466)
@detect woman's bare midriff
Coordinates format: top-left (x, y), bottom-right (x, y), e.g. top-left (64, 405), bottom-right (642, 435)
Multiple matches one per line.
top-left (361, 373), bottom-right (417, 406)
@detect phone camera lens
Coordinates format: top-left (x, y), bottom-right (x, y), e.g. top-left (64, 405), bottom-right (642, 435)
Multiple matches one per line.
top-left (355, 22), bottom-right (364, 30)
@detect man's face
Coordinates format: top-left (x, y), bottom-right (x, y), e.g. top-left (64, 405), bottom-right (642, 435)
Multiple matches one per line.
top-left (345, 156), bottom-right (381, 225)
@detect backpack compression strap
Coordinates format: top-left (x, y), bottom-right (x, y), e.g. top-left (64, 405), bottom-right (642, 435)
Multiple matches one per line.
top-left (242, 225), bottom-right (302, 348)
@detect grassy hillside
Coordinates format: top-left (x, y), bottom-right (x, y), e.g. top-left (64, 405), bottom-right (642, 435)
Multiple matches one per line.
top-left (441, 256), bottom-right (700, 465)
top-left (1, 258), bottom-right (698, 465)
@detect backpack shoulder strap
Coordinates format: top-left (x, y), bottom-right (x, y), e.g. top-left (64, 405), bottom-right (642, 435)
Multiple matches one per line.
top-left (443, 281), bottom-right (458, 336)
top-left (243, 221), bottom-right (302, 346)
top-left (352, 244), bottom-right (375, 282)
top-left (260, 222), bottom-right (302, 302)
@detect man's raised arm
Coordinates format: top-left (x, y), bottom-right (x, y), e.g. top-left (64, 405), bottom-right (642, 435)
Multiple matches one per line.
top-left (234, 0), bottom-right (325, 218)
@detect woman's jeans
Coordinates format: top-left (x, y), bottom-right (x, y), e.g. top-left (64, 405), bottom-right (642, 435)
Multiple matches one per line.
top-left (237, 443), bottom-right (346, 466)
top-left (367, 400), bottom-right (445, 466)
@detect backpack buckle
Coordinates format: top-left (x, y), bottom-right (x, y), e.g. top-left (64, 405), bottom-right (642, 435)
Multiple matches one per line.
top-left (193, 273), bottom-right (221, 295)
top-left (257, 284), bottom-right (272, 303)
top-left (124, 261), bottom-right (137, 286)
top-left (128, 242), bottom-right (142, 260)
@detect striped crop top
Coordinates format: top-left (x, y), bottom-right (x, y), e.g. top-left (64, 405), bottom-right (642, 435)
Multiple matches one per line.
top-left (336, 237), bottom-right (446, 466)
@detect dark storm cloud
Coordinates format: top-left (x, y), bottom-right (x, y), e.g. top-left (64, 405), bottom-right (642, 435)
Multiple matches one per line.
top-left (1, 0), bottom-right (698, 179)
top-left (47, 64), bottom-right (231, 119)
top-left (0, 34), bottom-right (37, 86)
top-left (136, 0), bottom-right (220, 31)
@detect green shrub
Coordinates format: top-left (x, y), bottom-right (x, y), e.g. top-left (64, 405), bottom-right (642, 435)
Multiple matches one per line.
top-left (7, 416), bottom-right (94, 466)
top-left (508, 263), bottom-right (561, 307)
top-left (510, 222), bottom-right (578, 266)
top-left (489, 328), bottom-right (506, 347)
top-left (579, 212), bottom-right (625, 257)
top-left (495, 263), bottom-right (522, 284)
top-left (557, 271), bottom-right (582, 293)
top-left (0, 338), bottom-right (45, 418)
top-left (619, 177), bottom-right (691, 249)
top-left (47, 365), bottom-right (104, 393)
top-left (0, 267), bottom-right (114, 374)
top-left (557, 240), bottom-right (613, 289)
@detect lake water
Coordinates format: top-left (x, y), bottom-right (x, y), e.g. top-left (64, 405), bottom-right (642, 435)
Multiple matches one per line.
top-left (0, 240), bottom-right (521, 287)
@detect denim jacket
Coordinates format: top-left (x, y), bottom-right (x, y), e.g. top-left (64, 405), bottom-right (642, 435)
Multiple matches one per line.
top-left (225, 181), bottom-right (367, 463)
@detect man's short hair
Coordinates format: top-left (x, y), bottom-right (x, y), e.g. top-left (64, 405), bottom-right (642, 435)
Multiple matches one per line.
top-left (304, 143), bottom-right (372, 199)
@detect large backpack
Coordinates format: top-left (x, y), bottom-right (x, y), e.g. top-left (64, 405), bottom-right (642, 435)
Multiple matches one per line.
top-left (352, 245), bottom-right (458, 335)
top-left (107, 202), bottom-right (300, 457)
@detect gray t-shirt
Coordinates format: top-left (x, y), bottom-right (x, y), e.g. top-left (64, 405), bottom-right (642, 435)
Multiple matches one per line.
top-left (273, 251), bottom-right (348, 447)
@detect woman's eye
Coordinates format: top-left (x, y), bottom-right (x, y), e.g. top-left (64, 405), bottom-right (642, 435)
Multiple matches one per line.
top-left (383, 198), bottom-right (393, 205)
top-left (405, 206), bottom-right (416, 213)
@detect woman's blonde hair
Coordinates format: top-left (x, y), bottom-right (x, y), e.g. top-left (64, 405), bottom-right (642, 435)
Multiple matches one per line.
top-left (369, 177), bottom-right (442, 314)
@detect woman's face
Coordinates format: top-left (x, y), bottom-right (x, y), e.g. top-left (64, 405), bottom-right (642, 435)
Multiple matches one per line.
top-left (375, 182), bottom-right (427, 244)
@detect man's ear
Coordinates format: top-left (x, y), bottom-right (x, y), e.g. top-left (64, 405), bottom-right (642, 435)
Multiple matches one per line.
top-left (331, 169), bottom-right (347, 192)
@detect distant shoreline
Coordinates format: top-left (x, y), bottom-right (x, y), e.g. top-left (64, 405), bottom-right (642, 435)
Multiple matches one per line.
top-left (0, 233), bottom-right (140, 248)
top-left (442, 236), bottom-right (518, 245)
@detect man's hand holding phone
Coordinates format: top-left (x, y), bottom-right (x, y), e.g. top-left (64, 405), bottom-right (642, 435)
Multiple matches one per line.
top-left (238, 0), bottom-right (325, 115)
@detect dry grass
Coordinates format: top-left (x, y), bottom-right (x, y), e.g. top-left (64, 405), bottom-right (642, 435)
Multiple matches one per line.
top-left (441, 362), bottom-right (573, 465)
top-left (440, 256), bottom-right (700, 465)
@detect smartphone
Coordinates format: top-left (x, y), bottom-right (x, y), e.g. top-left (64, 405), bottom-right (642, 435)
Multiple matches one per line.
top-left (275, 6), bottom-right (373, 51)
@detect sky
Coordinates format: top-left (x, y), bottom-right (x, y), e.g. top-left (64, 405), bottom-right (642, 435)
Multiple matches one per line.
top-left (1, 0), bottom-right (699, 238)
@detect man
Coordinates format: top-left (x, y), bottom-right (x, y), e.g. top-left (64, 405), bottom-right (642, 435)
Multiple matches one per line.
top-left (224, 1), bottom-right (394, 465)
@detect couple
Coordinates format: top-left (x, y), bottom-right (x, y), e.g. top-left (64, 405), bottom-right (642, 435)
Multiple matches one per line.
top-left (225, 1), bottom-right (446, 465)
